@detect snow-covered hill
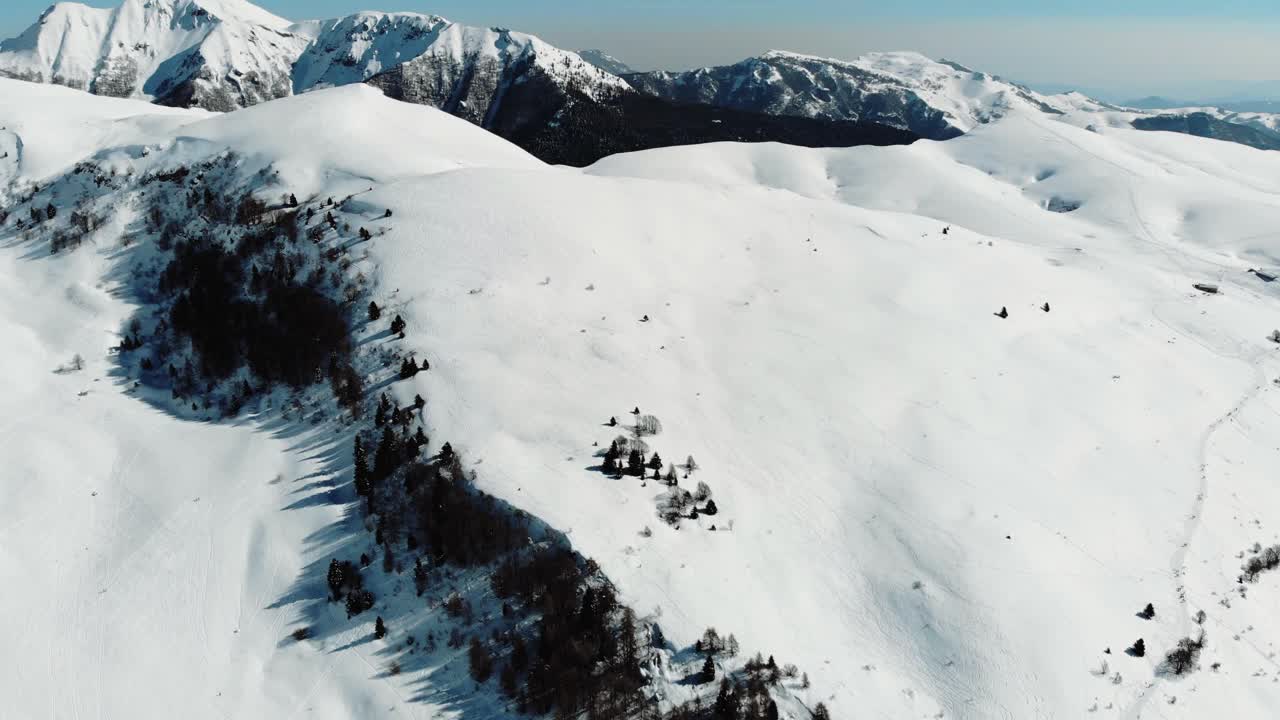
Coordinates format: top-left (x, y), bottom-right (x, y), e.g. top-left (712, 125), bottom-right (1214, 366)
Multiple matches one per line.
top-left (624, 50), bottom-right (1079, 140)
top-left (6, 73), bottom-right (1280, 720)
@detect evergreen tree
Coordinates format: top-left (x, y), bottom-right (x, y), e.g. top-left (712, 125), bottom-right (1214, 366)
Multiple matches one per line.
top-left (288, 193), bottom-right (298, 207)
top-left (390, 314), bottom-right (406, 335)
top-left (619, 607), bottom-right (640, 676)
top-left (440, 442), bottom-right (454, 462)
top-left (413, 426), bottom-right (428, 451)
top-left (345, 589), bottom-right (374, 618)
top-left (686, 455), bottom-right (698, 473)
top-left (353, 435), bottom-right (371, 497)
top-left (713, 678), bottom-right (737, 720)
top-left (704, 499), bottom-right (719, 516)
top-left (414, 394), bottom-right (425, 410)
top-left (401, 357), bottom-right (420, 379)
top-left (812, 703), bottom-right (831, 720)
top-left (414, 557), bottom-right (429, 596)
top-left (500, 662), bottom-right (518, 697)
top-left (374, 426), bottom-right (400, 482)
top-left (702, 654), bottom-right (716, 683)
top-left (511, 634), bottom-right (529, 672)
top-left (469, 637), bottom-right (494, 682)
top-left (1131, 638), bottom-right (1146, 657)
top-left (665, 464), bottom-right (678, 486)
top-left (627, 448), bottom-right (644, 476)
top-left (368, 301), bottom-right (381, 321)
top-left (649, 453), bottom-right (663, 471)
top-left (327, 558), bottom-right (345, 600)
top-left (603, 442), bottom-right (620, 474)
top-left (46, 202), bottom-right (57, 220)
top-left (374, 616), bottom-right (387, 639)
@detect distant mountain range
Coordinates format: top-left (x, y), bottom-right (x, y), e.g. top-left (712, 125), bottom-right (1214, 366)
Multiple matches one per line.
top-left (1131, 112), bottom-right (1280, 151)
top-left (623, 51), bottom-right (1081, 141)
top-left (1, 0), bottom-right (1276, 158)
top-left (1123, 96), bottom-right (1280, 114)
top-left (0, 0), bottom-right (916, 164)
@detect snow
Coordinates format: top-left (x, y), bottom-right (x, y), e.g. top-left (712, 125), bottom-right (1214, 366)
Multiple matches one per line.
top-left (0, 0), bottom-right (627, 111)
top-left (6, 69), bottom-right (1280, 720)
top-left (0, 0), bottom-right (308, 106)
top-left (0, 179), bottom-right (431, 720)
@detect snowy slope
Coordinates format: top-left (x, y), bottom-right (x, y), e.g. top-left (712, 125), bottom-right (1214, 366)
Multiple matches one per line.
top-left (0, 81), bottom-right (502, 720)
top-left (365, 114), bottom-right (1280, 719)
top-left (7, 78), bottom-right (1280, 720)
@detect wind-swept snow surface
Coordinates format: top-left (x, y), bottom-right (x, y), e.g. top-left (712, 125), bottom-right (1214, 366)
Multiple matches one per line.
top-left (4, 79), bottom-right (1280, 719)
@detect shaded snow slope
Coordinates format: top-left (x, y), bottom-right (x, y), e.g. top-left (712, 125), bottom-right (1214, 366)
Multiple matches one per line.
top-left (6, 78), bottom-right (1280, 720)
top-left (0, 80), bottom-right (549, 720)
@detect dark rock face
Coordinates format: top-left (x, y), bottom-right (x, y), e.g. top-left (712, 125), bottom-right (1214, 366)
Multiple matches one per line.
top-left (365, 48), bottom-right (919, 166)
top-left (497, 88), bottom-right (921, 167)
top-left (625, 55), bottom-right (963, 141)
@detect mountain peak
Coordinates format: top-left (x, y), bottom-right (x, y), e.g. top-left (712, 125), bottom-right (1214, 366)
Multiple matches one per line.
top-left (578, 48), bottom-right (634, 75)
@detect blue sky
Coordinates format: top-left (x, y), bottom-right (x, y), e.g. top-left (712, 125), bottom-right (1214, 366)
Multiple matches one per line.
top-left (3, 0), bottom-right (1278, 99)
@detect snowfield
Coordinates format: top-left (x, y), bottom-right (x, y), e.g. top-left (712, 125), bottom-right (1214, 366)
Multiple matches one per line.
top-left (4, 77), bottom-right (1280, 720)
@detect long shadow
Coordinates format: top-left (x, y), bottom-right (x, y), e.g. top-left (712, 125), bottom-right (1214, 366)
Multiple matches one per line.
top-left (5, 147), bottom-right (685, 720)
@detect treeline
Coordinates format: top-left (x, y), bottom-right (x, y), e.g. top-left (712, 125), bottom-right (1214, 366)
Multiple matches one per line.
top-left (346, 421), bottom-right (653, 717)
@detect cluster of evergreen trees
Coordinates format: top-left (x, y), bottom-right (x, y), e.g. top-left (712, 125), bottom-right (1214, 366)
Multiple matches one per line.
top-left (598, 414), bottom-right (719, 527)
top-left (490, 547), bottom-right (647, 716)
top-left (327, 558), bottom-right (375, 618)
top-left (123, 163), bottom-right (364, 416)
top-left (669, 641), bottom-right (823, 720)
top-left (163, 235), bottom-right (352, 389)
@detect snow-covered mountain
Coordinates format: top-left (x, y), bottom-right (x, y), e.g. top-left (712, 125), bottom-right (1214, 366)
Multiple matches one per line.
top-left (0, 0), bottom-right (307, 110)
top-left (1132, 112), bottom-right (1280, 151)
top-left (1131, 105), bottom-right (1280, 141)
top-left (578, 48), bottom-right (635, 76)
top-left (624, 50), bottom-right (1079, 140)
top-left (0, 1), bottom-right (627, 116)
top-left (7, 66), bottom-right (1280, 719)
top-left (0, 2), bottom-right (917, 165)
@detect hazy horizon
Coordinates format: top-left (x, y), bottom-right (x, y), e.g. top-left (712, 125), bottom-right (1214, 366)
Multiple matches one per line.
top-left (2, 0), bottom-right (1278, 101)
